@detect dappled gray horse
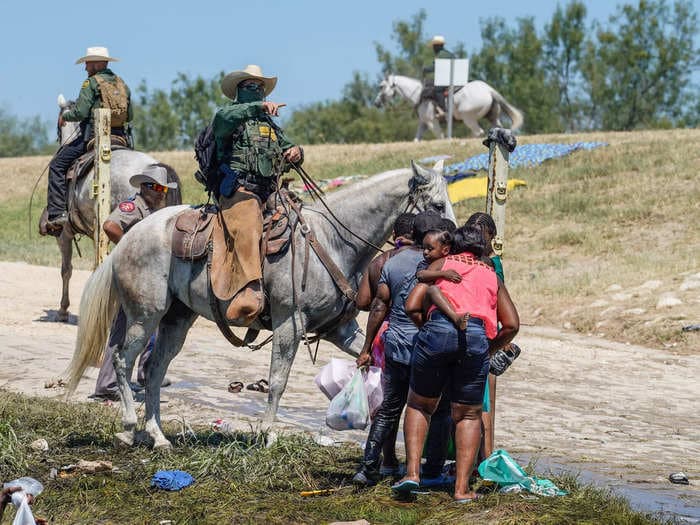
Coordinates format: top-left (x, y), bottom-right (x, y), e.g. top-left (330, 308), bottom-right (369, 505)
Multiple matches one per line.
top-left (48, 95), bottom-right (180, 321)
top-left (66, 161), bottom-right (455, 449)
top-left (374, 75), bottom-right (524, 141)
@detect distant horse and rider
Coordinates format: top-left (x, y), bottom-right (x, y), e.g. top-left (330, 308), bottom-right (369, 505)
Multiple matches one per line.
top-left (373, 74), bottom-right (523, 141)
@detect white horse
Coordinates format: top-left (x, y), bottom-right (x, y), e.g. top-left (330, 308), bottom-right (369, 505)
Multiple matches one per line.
top-left (65, 161), bottom-right (455, 449)
top-left (374, 75), bottom-right (524, 141)
top-left (45, 94), bottom-right (181, 321)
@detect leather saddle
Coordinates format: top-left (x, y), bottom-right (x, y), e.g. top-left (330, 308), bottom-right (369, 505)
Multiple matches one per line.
top-left (67, 136), bottom-right (130, 182)
top-left (171, 193), bottom-right (295, 262)
top-left (39, 137), bottom-right (130, 237)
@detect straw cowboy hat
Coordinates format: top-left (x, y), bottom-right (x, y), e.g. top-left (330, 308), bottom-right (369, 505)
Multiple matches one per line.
top-left (430, 35), bottom-right (446, 46)
top-left (221, 64), bottom-right (277, 100)
top-left (75, 46), bottom-right (120, 64)
top-left (129, 165), bottom-right (178, 189)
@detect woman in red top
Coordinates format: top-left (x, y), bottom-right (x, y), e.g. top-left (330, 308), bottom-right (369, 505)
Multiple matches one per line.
top-left (394, 225), bottom-right (519, 502)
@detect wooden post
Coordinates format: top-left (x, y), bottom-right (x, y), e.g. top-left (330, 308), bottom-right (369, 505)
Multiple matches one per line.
top-left (93, 108), bottom-right (111, 268)
top-left (485, 137), bottom-right (509, 256)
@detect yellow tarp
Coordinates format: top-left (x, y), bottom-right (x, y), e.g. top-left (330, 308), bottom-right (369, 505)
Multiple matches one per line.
top-left (448, 176), bottom-right (527, 204)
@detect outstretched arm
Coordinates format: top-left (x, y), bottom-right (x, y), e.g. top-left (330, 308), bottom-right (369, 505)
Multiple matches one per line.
top-left (416, 268), bottom-right (461, 284)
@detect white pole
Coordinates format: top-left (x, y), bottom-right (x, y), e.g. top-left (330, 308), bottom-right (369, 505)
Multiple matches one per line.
top-left (447, 59), bottom-right (455, 139)
top-left (93, 108), bottom-right (111, 268)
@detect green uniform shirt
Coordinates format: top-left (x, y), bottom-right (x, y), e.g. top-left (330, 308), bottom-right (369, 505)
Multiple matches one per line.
top-left (212, 101), bottom-right (296, 173)
top-left (62, 68), bottom-right (133, 127)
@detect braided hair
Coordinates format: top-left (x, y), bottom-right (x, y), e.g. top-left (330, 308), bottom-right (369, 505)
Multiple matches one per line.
top-left (465, 212), bottom-right (496, 238)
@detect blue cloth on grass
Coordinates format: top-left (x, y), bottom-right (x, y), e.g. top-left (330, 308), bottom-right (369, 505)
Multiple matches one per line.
top-left (446, 142), bottom-right (608, 174)
top-left (151, 470), bottom-right (194, 491)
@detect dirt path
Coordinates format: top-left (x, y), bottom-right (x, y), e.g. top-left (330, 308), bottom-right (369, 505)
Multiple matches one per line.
top-left (1, 261), bottom-right (698, 516)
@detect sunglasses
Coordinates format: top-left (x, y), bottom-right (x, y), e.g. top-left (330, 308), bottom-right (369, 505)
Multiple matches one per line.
top-left (239, 82), bottom-right (264, 92)
top-left (143, 182), bottom-right (169, 193)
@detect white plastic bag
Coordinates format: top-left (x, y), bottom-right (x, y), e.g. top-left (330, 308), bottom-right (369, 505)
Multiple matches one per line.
top-left (362, 366), bottom-right (383, 418)
top-left (3, 477), bottom-right (43, 525)
top-left (325, 369), bottom-right (370, 430)
top-left (315, 359), bottom-right (384, 418)
top-left (314, 358), bottom-right (355, 400)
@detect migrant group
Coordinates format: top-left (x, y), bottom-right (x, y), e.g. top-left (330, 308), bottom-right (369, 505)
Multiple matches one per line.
top-left (352, 211), bottom-right (520, 503)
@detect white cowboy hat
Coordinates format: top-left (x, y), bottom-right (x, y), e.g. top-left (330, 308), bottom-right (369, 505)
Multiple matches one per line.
top-left (430, 35), bottom-right (446, 46)
top-left (129, 165), bottom-right (178, 189)
top-left (75, 46), bottom-right (119, 64)
top-left (221, 64), bottom-right (277, 100)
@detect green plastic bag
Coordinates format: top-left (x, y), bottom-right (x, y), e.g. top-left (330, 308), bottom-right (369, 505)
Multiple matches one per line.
top-left (478, 449), bottom-right (567, 496)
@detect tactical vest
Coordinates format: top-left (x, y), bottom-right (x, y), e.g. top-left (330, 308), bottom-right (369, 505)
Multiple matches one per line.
top-left (230, 119), bottom-right (285, 182)
top-left (93, 75), bottom-right (129, 127)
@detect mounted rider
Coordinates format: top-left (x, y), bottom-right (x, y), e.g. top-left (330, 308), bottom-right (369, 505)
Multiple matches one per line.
top-left (421, 35), bottom-right (455, 118)
top-left (46, 46), bottom-right (133, 233)
top-left (211, 64), bottom-right (303, 326)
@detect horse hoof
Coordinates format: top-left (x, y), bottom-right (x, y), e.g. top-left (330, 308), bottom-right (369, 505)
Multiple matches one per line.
top-left (57, 310), bottom-right (69, 323)
top-left (153, 439), bottom-right (173, 451)
top-left (114, 432), bottom-right (135, 448)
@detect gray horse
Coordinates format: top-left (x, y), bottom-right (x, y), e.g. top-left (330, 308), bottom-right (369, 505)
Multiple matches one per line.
top-left (66, 161), bottom-right (455, 449)
top-left (47, 94), bottom-right (180, 321)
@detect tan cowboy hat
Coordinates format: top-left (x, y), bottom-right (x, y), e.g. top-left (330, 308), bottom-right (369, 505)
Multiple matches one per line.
top-left (430, 35), bottom-right (446, 46)
top-left (221, 64), bottom-right (277, 100)
top-left (75, 46), bottom-right (120, 64)
top-left (129, 165), bottom-right (178, 189)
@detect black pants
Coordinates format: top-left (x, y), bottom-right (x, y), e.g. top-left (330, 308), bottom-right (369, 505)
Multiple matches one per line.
top-left (47, 136), bottom-right (85, 219)
top-left (360, 357), bottom-right (410, 476)
top-left (422, 392), bottom-right (453, 478)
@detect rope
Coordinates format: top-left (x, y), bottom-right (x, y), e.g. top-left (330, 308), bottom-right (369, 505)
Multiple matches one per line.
top-left (292, 164), bottom-right (385, 253)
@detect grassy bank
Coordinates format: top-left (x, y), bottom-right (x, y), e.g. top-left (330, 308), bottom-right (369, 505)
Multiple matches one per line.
top-left (0, 391), bottom-right (665, 524)
top-left (1, 129), bottom-right (698, 349)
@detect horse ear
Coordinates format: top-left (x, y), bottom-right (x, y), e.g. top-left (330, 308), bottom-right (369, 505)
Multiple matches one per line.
top-left (432, 159), bottom-right (445, 173)
top-left (57, 94), bottom-right (67, 108)
top-left (410, 160), bottom-right (431, 186)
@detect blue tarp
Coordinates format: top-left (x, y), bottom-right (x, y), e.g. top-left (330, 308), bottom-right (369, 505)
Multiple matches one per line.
top-left (446, 142), bottom-right (608, 175)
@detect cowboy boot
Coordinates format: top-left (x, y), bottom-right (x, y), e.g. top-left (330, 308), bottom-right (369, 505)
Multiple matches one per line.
top-left (225, 280), bottom-right (264, 326)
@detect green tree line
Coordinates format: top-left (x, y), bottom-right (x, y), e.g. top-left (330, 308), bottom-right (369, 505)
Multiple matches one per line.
top-left (0, 0), bottom-right (697, 156)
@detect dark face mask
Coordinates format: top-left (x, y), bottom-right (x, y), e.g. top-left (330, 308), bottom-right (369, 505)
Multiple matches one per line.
top-left (237, 83), bottom-right (264, 103)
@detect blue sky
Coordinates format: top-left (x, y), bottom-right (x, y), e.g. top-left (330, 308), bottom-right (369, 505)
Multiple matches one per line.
top-left (1, 0), bottom-right (697, 125)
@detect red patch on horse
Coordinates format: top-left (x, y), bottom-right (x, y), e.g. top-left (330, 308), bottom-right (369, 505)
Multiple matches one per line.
top-left (119, 201), bottom-right (135, 213)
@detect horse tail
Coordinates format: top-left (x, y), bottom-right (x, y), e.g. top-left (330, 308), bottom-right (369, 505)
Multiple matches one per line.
top-left (489, 87), bottom-right (524, 132)
top-left (64, 256), bottom-right (119, 398)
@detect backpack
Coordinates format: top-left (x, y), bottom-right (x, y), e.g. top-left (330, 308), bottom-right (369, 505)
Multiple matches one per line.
top-left (193, 123), bottom-right (220, 195)
top-left (94, 75), bottom-right (130, 127)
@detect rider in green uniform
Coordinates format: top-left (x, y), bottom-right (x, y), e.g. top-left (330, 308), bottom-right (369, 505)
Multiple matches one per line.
top-left (421, 35), bottom-right (456, 116)
top-left (46, 46), bottom-right (132, 233)
top-left (211, 65), bottom-right (303, 325)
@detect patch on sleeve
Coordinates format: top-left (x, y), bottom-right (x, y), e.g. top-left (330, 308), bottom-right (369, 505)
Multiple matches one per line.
top-left (119, 201), bottom-right (136, 213)
top-left (81, 79), bottom-right (90, 89)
